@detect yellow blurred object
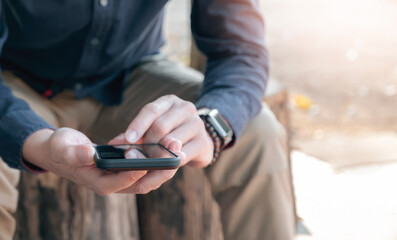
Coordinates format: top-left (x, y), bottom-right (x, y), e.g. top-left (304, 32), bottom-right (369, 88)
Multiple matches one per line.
top-left (294, 95), bottom-right (313, 110)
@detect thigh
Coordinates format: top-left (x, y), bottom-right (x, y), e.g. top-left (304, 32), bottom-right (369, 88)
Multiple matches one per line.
top-left (2, 72), bottom-right (60, 127)
top-left (88, 56), bottom-right (203, 143)
top-left (2, 71), bottom-right (102, 133)
top-left (206, 104), bottom-right (290, 190)
top-left (205, 105), bottom-right (295, 239)
top-left (0, 159), bottom-right (20, 240)
top-left (0, 72), bottom-right (62, 239)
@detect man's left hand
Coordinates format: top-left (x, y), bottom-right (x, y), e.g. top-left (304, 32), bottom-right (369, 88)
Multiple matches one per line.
top-left (108, 94), bottom-right (214, 193)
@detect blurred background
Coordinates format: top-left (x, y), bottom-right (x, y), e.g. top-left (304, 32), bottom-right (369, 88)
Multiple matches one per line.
top-left (163, 0), bottom-right (397, 239)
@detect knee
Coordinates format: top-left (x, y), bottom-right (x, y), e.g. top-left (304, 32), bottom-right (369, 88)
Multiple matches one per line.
top-left (240, 104), bottom-right (289, 172)
top-left (206, 105), bottom-right (289, 189)
top-left (242, 105), bottom-right (287, 147)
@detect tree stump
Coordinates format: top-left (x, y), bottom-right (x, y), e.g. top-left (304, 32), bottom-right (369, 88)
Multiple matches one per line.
top-left (137, 167), bottom-right (223, 240)
top-left (14, 173), bottom-right (140, 240)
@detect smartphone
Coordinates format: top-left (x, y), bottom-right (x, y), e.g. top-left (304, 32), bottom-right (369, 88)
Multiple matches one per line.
top-left (94, 144), bottom-right (180, 171)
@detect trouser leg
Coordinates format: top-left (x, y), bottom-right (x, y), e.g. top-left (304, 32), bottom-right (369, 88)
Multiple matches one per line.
top-left (0, 72), bottom-right (101, 239)
top-left (0, 72), bottom-right (59, 240)
top-left (206, 105), bottom-right (295, 240)
top-left (0, 160), bottom-right (20, 240)
top-left (89, 56), bottom-right (295, 239)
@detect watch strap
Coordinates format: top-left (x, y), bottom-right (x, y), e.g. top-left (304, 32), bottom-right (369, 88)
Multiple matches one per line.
top-left (198, 108), bottom-right (234, 164)
top-left (202, 121), bottom-right (222, 165)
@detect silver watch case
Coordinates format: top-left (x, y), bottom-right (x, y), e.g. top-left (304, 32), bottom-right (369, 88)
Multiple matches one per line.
top-left (198, 109), bottom-right (233, 147)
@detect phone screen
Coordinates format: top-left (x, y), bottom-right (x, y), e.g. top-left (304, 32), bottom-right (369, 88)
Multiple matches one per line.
top-left (95, 144), bottom-right (177, 160)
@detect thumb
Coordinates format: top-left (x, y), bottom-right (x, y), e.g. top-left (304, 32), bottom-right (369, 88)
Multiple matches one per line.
top-left (77, 144), bottom-right (96, 166)
top-left (63, 144), bottom-right (95, 167)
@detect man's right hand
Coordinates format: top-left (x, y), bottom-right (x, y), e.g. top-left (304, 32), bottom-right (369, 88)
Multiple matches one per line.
top-left (22, 128), bottom-right (147, 196)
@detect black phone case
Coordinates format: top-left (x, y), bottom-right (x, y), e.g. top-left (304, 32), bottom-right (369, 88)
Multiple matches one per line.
top-left (94, 144), bottom-right (180, 171)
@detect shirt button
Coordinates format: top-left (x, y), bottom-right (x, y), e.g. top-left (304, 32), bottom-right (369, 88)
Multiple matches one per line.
top-left (100, 0), bottom-right (108, 7)
top-left (74, 83), bottom-right (83, 90)
top-left (90, 38), bottom-right (100, 46)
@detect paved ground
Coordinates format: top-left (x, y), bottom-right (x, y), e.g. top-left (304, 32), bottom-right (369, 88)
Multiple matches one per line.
top-left (293, 150), bottom-right (397, 240)
top-left (163, 0), bottom-right (397, 239)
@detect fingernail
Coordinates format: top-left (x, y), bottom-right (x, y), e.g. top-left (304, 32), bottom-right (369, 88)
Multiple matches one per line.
top-left (79, 147), bottom-right (94, 165)
top-left (78, 148), bottom-right (85, 161)
top-left (87, 147), bottom-right (95, 164)
top-left (126, 151), bottom-right (137, 159)
top-left (178, 151), bottom-right (186, 160)
top-left (169, 139), bottom-right (182, 152)
top-left (126, 130), bottom-right (138, 143)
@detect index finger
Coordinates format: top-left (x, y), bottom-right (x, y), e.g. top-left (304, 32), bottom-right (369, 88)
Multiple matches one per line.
top-left (117, 168), bottom-right (178, 194)
top-left (125, 95), bottom-right (177, 144)
top-left (76, 166), bottom-right (147, 196)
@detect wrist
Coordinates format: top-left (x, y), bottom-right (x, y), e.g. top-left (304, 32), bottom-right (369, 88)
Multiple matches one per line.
top-left (202, 121), bottom-right (222, 165)
top-left (197, 108), bottom-right (234, 149)
top-left (22, 128), bottom-right (55, 171)
top-left (198, 108), bottom-right (234, 165)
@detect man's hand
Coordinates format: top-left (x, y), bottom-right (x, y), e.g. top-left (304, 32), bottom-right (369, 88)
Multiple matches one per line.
top-left (22, 128), bottom-right (147, 196)
top-left (108, 94), bottom-right (214, 193)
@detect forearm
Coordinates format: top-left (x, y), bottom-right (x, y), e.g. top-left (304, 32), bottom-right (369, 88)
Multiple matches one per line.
top-left (192, 0), bottom-right (268, 140)
top-left (0, 90), bottom-right (55, 170)
top-left (0, 13), bottom-right (56, 171)
top-left (195, 54), bottom-right (267, 141)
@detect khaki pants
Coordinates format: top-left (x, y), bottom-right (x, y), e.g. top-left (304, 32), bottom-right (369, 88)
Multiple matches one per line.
top-left (0, 56), bottom-right (295, 240)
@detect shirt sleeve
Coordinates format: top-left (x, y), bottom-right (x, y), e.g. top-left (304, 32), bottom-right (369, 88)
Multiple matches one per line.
top-left (191, 0), bottom-right (268, 141)
top-left (0, 5), bottom-right (54, 172)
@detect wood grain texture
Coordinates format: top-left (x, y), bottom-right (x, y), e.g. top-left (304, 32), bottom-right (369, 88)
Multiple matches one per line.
top-left (14, 172), bottom-right (140, 240)
top-left (137, 167), bottom-right (223, 240)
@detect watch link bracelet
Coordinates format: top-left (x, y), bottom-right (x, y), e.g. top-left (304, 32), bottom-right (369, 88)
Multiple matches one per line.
top-left (197, 108), bottom-right (234, 164)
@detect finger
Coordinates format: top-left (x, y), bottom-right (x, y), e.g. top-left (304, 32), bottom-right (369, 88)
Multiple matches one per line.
top-left (117, 169), bottom-right (178, 194)
top-left (108, 133), bottom-right (125, 145)
top-left (125, 148), bottom-right (146, 159)
top-left (143, 101), bottom-right (196, 143)
top-left (179, 140), bottom-right (198, 166)
top-left (96, 170), bottom-right (147, 195)
top-left (125, 95), bottom-right (177, 144)
top-left (175, 151), bottom-right (186, 167)
top-left (181, 138), bottom-right (212, 168)
top-left (160, 115), bottom-right (202, 147)
top-left (166, 138), bottom-right (182, 153)
top-left (62, 144), bottom-right (96, 167)
top-left (76, 166), bottom-right (147, 196)
top-left (109, 134), bottom-right (144, 145)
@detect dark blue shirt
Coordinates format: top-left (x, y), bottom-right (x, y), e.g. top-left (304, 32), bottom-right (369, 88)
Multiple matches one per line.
top-left (0, 0), bottom-right (268, 171)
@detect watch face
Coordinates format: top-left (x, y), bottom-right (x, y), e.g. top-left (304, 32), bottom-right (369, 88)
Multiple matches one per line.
top-left (208, 111), bottom-right (230, 138)
top-left (213, 114), bottom-right (230, 136)
top-left (201, 109), bottom-right (233, 147)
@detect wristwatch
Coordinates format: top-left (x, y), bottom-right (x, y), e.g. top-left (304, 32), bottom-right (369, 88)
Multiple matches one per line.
top-left (198, 108), bottom-right (234, 164)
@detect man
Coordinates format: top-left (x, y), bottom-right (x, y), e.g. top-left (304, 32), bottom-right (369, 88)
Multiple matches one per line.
top-left (0, 0), bottom-right (295, 239)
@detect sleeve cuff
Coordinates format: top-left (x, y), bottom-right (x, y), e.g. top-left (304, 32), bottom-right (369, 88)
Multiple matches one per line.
top-left (196, 94), bottom-right (248, 142)
top-left (0, 110), bottom-right (55, 174)
top-left (22, 158), bottom-right (48, 174)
